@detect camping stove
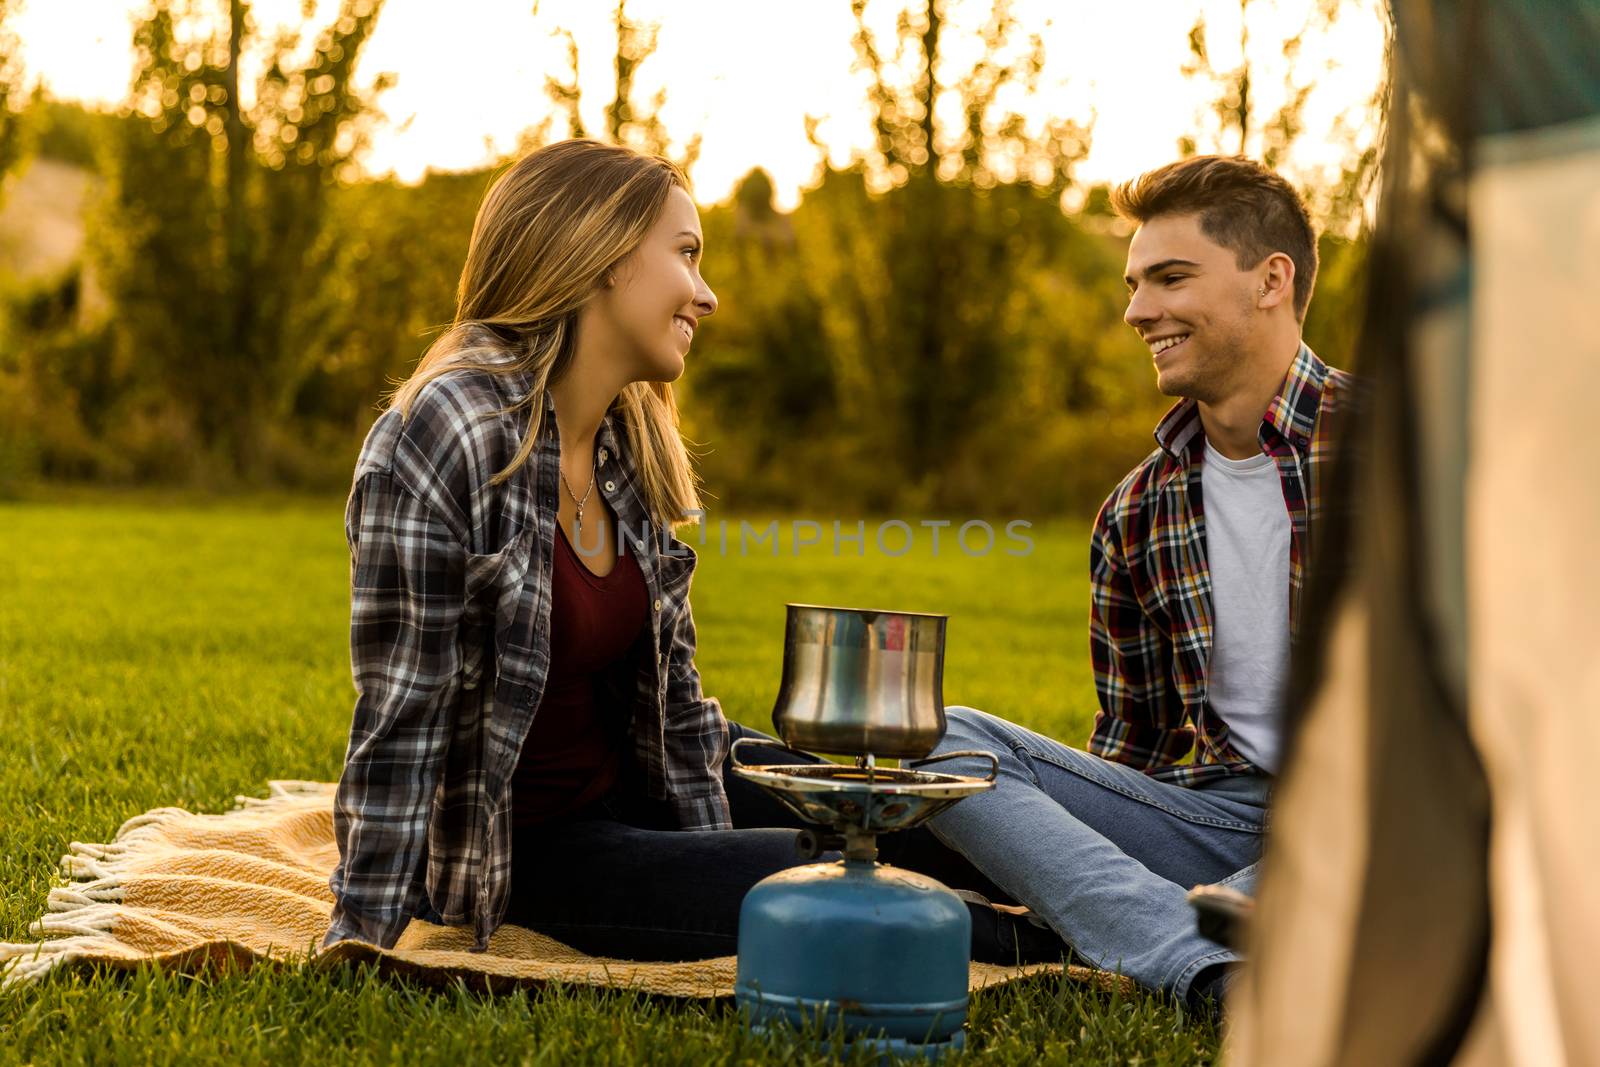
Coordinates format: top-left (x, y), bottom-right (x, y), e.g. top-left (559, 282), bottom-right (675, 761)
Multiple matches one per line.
top-left (731, 604), bottom-right (997, 1060)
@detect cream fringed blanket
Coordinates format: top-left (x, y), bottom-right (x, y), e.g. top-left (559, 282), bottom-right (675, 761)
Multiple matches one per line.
top-left (0, 781), bottom-right (1126, 997)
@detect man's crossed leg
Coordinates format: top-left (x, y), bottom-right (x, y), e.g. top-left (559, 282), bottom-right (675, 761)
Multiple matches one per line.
top-left (918, 706), bottom-right (1269, 1002)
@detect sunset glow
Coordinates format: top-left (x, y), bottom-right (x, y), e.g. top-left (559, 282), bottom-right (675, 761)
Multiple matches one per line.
top-left (10, 0), bottom-right (1388, 208)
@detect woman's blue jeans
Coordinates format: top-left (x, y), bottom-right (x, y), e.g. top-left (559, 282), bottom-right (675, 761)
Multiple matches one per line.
top-left (503, 721), bottom-right (1031, 962)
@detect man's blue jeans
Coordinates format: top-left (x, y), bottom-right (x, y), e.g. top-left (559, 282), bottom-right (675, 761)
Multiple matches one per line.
top-left (917, 706), bottom-right (1270, 1001)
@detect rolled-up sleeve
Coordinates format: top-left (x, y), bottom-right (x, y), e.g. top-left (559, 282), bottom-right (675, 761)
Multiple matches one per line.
top-left (323, 469), bottom-right (467, 950)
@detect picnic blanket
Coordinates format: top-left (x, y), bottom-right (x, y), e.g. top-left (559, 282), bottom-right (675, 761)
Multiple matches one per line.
top-left (0, 781), bottom-right (1126, 997)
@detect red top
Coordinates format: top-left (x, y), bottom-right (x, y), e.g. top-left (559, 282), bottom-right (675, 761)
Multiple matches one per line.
top-left (510, 522), bottom-right (649, 828)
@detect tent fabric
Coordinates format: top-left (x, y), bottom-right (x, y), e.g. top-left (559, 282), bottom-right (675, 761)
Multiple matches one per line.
top-left (1461, 114), bottom-right (1600, 1065)
top-left (1226, 2), bottom-right (1600, 1063)
top-left (1398, 1), bottom-right (1600, 138)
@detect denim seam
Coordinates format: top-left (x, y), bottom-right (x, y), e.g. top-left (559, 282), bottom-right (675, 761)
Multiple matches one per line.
top-left (1216, 863), bottom-right (1256, 890)
top-left (1167, 946), bottom-right (1237, 1000)
top-left (1003, 738), bottom-right (1045, 788)
top-left (953, 711), bottom-right (1262, 830)
top-left (1019, 743), bottom-right (1265, 833)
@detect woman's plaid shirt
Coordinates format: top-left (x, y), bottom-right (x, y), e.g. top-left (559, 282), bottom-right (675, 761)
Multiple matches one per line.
top-left (1087, 344), bottom-right (1355, 786)
top-left (322, 364), bottom-right (731, 952)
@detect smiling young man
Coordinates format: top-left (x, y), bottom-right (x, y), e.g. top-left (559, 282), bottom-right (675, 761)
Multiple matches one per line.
top-left (917, 155), bottom-right (1355, 1012)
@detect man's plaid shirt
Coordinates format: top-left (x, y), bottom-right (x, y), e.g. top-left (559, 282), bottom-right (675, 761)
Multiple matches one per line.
top-left (1087, 343), bottom-right (1355, 786)
top-left (323, 362), bottom-right (731, 952)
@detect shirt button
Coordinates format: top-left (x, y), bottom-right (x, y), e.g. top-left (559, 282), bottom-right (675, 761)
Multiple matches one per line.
top-left (604, 480), bottom-right (616, 493)
top-left (653, 599), bottom-right (662, 612)
top-left (598, 448), bottom-right (609, 463)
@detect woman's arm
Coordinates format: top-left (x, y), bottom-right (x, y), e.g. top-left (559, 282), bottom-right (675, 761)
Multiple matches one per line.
top-left (657, 558), bottom-right (733, 832)
top-left (323, 469), bottom-right (468, 949)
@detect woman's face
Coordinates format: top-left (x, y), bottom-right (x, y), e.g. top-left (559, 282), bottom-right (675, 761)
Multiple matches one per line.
top-left (591, 185), bottom-right (717, 384)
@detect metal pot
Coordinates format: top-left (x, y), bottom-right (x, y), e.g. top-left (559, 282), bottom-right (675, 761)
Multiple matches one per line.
top-left (769, 603), bottom-right (949, 758)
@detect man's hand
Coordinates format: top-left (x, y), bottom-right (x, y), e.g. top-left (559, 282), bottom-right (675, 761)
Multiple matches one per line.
top-left (1187, 883), bottom-right (1255, 949)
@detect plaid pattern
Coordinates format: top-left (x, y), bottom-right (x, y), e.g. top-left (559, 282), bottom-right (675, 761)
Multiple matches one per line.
top-left (1087, 344), bottom-right (1356, 786)
top-left (324, 362), bottom-right (730, 952)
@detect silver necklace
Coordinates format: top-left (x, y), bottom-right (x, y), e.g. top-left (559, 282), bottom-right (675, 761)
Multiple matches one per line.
top-left (559, 456), bottom-right (598, 539)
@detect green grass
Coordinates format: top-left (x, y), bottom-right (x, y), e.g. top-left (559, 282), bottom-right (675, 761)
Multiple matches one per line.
top-left (0, 496), bottom-right (1218, 1065)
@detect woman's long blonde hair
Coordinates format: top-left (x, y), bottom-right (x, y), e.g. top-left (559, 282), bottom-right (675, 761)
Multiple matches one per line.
top-left (387, 139), bottom-right (703, 526)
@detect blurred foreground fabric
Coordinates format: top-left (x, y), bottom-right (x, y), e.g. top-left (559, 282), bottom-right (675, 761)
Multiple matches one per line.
top-left (1226, 2), bottom-right (1600, 1064)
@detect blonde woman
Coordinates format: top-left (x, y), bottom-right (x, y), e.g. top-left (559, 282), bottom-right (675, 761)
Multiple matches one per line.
top-left (320, 139), bottom-right (1050, 962)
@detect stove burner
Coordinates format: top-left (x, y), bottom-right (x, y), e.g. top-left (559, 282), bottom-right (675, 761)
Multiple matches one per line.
top-left (729, 738), bottom-right (997, 841)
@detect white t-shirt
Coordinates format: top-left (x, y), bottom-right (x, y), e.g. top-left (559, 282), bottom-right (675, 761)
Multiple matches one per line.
top-left (1201, 440), bottom-right (1290, 774)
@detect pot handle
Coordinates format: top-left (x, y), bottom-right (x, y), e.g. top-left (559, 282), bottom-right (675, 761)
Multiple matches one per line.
top-left (912, 749), bottom-right (1000, 782)
top-left (730, 735), bottom-right (814, 771)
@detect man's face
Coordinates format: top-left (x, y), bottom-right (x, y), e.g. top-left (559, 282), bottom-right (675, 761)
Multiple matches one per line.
top-left (1122, 212), bottom-right (1259, 403)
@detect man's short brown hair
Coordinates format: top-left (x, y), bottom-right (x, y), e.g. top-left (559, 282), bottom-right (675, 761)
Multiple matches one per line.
top-left (1111, 155), bottom-right (1319, 320)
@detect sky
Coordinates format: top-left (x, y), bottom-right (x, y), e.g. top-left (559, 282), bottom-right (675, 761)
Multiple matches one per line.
top-left (8, 0), bottom-right (1389, 210)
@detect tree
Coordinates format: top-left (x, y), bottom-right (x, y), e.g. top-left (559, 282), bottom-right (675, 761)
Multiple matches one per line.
top-left (538, 0), bottom-right (700, 172)
top-left (844, 0), bottom-right (1090, 191)
top-left (0, 0), bottom-right (29, 199)
top-left (1177, 0), bottom-right (1324, 165)
top-left (794, 0), bottom-right (1101, 498)
top-left (287, 166), bottom-right (491, 475)
top-left (674, 1), bottom-right (1160, 514)
top-left (1176, 0), bottom-right (1386, 212)
top-left (92, 0), bottom-right (390, 479)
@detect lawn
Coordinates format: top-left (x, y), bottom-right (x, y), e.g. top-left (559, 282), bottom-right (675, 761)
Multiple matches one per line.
top-left (0, 495), bottom-right (1219, 1065)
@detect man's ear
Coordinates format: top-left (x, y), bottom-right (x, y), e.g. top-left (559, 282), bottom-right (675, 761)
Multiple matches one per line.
top-left (1258, 252), bottom-right (1296, 311)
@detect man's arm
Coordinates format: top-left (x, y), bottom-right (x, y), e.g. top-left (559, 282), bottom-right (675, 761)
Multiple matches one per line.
top-left (322, 470), bottom-right (467, 950)
top-left (1086, 503), bottom-right (1196, 769)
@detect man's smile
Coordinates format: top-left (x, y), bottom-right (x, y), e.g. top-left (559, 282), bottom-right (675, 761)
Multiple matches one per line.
top-left (1148, 333), bottom-right (1191, 359)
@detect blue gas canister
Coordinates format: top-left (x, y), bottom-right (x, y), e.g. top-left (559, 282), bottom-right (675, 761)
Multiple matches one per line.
top-left (736, 858), bottom-right (973, 1056)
